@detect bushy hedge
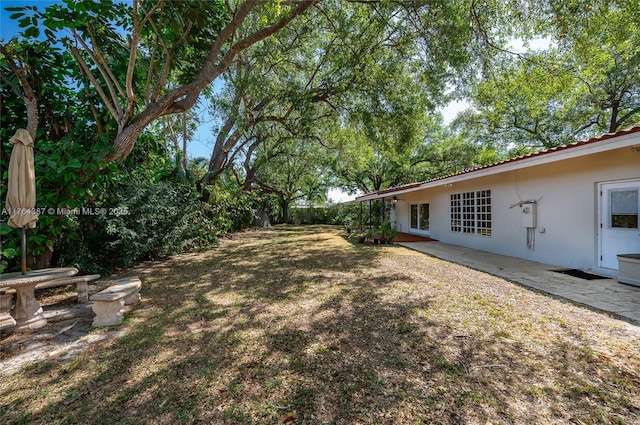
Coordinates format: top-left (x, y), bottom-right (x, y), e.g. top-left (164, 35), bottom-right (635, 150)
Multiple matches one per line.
top-left (288, 203), bottom-right (364, 227)
top-left (0, 169), bottom-right (267, 273)
top-left (53, 179), bottom-right (214, 271)
top-left (53, 175), bottom-right (269, 272)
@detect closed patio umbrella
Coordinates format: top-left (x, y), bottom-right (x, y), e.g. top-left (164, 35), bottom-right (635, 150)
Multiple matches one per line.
top-left (5, 128), bottom-right (38, 274)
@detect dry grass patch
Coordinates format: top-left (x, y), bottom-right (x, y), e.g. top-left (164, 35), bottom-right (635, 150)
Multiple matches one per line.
top-left (1, 225), bottom-right (639, 424)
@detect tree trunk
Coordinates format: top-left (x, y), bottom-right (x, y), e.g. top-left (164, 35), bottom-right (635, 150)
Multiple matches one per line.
top-left (108, 115), bottom-right (156, 161)
top-left (609, 100), bottom-right (620, 133)
top-left (280, 197), bottom-right (290, 224)
top-left (182, 112), bottom-right (188, 171)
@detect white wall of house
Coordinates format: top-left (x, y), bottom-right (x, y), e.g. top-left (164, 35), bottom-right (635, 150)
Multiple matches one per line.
top-left (393, 145), bottom-right (640, 273)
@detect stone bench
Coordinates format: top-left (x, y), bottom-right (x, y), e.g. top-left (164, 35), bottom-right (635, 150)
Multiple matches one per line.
top-left (36, 274), bottom-right (101, 303)
top-left (89, 277), bottom-right (141, 327)
top-left (0, 291), bottom-right (15, 330)
top-left (0, 312), bottom-right (16, 330)
top-left (2, 274), bottom-right (101, 303)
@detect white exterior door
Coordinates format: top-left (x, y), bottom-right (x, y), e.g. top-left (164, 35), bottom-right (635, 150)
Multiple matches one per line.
top-left (600, 181), bottom-right (640, 269)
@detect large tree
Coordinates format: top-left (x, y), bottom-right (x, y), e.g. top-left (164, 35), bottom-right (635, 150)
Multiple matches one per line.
top-left (452, 51), bottom-right (586, 151)
top-left (249, 133), bottom-right (330, 223)
top-left (1, 0), bottom-right (318, 158)
top-left (454, 0), bottom-right (640, 153)
top-left (205, 0), bottom-right (414, 183)
top-left (3, 0), bottom-right (567, 200)
top-left (2, 0), bottom-right (534, 171)
top-left (210, 0), bottom-right (498, 193)
top-left (553, 0), bottom-right (640, 133)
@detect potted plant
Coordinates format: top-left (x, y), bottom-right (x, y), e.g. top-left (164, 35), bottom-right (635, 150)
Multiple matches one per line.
top-left (344, 218), bottom-right (353, 234)
top-left (353, 232), bottom-right (366, 243)
top-left (364, 228), bottom-right (374, 245)
top-left (378, 221), bottom-right (400, 244)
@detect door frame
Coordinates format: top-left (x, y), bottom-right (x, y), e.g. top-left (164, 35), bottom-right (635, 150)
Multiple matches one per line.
top-left (598, 179), bottom-right (640, 270)
top-left (409, 201), bottom-right (431, 235)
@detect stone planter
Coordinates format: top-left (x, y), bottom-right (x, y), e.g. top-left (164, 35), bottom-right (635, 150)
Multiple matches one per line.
top-left (617, 254), bottom-right (640, 287)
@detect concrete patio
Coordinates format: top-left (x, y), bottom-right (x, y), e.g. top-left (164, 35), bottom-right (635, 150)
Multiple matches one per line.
top-left (398, 240), bottom-right (640, 325)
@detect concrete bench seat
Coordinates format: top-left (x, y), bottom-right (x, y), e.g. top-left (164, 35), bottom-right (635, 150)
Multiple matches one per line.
top-left (2, 274), bottom-right (101, 303)
top-left (36, 274), bottom-right (101, 303)
top-left (89, 277), bottom-right (141, 327)
top-left (0, 312), bottom-right (16, 330)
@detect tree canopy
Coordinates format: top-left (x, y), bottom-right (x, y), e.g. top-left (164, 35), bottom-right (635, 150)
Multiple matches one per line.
top-left (454, 0), bottom-right (640, 155)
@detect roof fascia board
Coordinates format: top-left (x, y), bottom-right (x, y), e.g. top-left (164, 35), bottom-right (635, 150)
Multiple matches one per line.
top-left (357, 186), bottom-right (424, 201)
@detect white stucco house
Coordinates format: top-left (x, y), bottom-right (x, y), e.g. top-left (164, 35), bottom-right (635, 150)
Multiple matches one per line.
top-left (356, 127), bottom-right (640, 277)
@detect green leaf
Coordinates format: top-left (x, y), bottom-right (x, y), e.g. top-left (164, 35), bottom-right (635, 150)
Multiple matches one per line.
top-left (70, 187), bottom-right (86, 197)
top-left (0, 223), bottom-right (13, 236)
top-left (67, 159), bottom-right (82, 169)
top-left (18, 16), bottom-right (30, 27)
top-left (2, 248), bottom-right (17, 258)
top-left (24, 26), bottom-right (40, 38)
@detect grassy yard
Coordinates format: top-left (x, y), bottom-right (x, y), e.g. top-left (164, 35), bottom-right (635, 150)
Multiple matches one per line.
top-left (1, 225), bottom-right (639, 424)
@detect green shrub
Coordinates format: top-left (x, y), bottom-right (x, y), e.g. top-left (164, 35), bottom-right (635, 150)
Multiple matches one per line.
top-left (56, 179), bottom-right (217, 271)
top-left (204, 188), bottom-right (256, 234)
top-left (288, 206), bottom-right (343, 225)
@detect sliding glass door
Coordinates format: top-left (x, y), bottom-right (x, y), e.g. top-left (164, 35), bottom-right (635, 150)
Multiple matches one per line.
top-left (410, 203), bottom-right (430, 233)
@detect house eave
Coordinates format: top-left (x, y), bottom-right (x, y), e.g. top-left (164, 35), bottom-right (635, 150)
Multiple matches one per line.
top-left (356, 127), bottom-right (640, 202)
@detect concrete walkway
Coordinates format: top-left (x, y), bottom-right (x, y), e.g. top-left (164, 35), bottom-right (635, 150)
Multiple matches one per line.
top-left (398, 241), bottom-right (640, 325)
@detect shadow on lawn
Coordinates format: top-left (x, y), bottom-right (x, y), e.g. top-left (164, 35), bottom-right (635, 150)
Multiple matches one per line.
top-left (5, 227), bottom-right (413, 423)
top-left (3, 225), bottom-right (639, 424)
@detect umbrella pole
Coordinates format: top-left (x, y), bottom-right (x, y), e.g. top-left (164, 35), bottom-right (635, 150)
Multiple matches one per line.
top-left (21, 227), bottom-right (27, 275)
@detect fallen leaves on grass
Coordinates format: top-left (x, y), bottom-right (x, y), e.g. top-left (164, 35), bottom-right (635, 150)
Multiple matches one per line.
top-left (1, 225), bottom-right (639, 425)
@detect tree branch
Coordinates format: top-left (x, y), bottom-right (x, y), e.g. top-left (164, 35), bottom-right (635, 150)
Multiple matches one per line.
top-left (123, 0), bottom-right (143, 126)
top-left (109, 1), bottom-right (317, 161)
top-left (70, 45), bottom-right (121, 125)
top-left (138, 0), bottom-right (179, 103)
top-left (72, 29), bottom-right (124, 117)
top-left (0, 43), bottom-right (39, 138)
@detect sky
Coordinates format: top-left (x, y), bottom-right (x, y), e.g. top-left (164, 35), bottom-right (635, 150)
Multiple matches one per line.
top-left (0, 0), bottom-right (57, 36)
